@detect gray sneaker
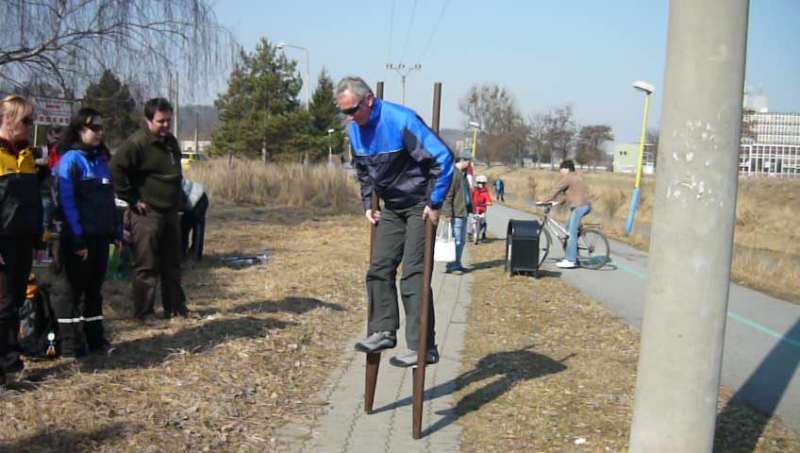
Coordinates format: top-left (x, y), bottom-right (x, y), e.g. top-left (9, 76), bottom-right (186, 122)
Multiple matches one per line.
top-left (389, 346), bottom-right (440, 367)
top-left (354, 331), bottom-right (397, 353)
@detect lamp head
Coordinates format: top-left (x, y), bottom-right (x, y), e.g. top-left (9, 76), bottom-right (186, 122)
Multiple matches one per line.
top-left (633, 80), bottom-right (655, 95)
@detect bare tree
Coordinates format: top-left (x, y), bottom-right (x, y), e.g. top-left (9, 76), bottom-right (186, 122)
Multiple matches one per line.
top-left (459, 83), bottom-right (525, 165)
top-left (541, 105), bottom-right (576, 170)
top-left (576, 124), bottom-right (614, 170)
top-left (0, 1), bottom-right (236, 99)
top-left (526, 113), bottom-right (549, 168)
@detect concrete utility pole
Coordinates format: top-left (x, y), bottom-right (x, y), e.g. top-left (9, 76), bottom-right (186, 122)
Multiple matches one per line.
top-left (629, 1), bottom-right (749, 452)
top-left (385, 63), bottom-right (421, 105)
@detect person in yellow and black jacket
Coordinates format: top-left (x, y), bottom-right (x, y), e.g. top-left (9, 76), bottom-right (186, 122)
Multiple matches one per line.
top-left (0, 95), bottom-right (43, 386)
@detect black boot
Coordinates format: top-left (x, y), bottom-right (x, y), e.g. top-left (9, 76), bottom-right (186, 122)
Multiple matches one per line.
top-left (84, 321), bottom-right (110, 354)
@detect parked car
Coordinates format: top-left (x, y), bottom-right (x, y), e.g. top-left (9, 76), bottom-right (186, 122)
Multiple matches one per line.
top-left (181, 152), bottom-right (207, 170)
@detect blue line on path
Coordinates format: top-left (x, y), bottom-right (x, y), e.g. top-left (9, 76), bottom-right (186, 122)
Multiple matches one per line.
top-left (612, 259), bottom-right (800, 350)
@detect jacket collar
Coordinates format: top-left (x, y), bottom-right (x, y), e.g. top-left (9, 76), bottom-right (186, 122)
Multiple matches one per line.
top-left (144, 128), bottom-right (173, 145)
top-left (365, 98), bottom-right (383, 128)
top-left (0, 137), bottom-right (30, 154)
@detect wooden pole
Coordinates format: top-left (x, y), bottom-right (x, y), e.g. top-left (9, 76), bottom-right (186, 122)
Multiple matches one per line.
top-left (412, 81), bottom-right (442, 439)
top-left (364, 81), bottom-right (384, 414)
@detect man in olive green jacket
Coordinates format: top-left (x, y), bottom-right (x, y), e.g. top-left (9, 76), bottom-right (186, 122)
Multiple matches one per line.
top-left (111, 98), bottom-right (190, 321)
top-left (442, 152), bottom-right (473, 273)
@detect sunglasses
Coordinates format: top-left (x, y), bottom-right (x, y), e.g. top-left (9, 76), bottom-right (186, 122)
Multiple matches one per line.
top-left (86, 124), bottom-right (104, 132)
top-left (21, 116), bottom-right (34, 126)
top-left (338, 100), bottom-right (362, 116)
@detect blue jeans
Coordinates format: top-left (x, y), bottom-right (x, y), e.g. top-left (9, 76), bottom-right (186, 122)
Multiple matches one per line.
top-left (448, 217), bottom-right (467, 270)
top-left (566, 205), bottom-right (592, 263)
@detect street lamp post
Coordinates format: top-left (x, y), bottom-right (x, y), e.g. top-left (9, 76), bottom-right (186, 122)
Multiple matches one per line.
top-left (276, 42), bottom-right (311, 108)
top-left (327, 128), bottom-right (335, 166)
top-left (625, 80), bottom-right (655, 235)
top-left (468, 121), bottom-right (481, 161)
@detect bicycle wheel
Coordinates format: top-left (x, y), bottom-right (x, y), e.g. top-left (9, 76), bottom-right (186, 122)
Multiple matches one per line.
top-left (473, 217), bottom-right (481, 244)
top-left (577, 229), bottom-right (610, 269)
top-left (538, 226), bottom-right (552, 268)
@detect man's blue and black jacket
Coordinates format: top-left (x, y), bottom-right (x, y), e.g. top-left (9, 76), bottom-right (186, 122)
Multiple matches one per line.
top-left (56, 146), bottom-right (119, 243)
top-left (348, 99), bottom-right (454, 211)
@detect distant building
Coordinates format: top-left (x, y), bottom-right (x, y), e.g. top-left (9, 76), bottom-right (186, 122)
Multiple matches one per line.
top-left (743, 111), bottom-right (800, 146)
top-left (180, 140), bottom-right (211, 154)
top-left (613, 143), bottom-right (655, 175)
top-left (739, 111), bottom-right (800, 177)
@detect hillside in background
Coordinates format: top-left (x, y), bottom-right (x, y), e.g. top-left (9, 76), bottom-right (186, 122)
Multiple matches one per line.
top-left (178, 105), bottom-right (219, 141)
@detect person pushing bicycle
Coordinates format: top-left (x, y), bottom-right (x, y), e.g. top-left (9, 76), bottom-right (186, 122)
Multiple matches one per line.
top-left (539, 160), bottom-right (591, 268)
top-left (471, 175), bottom-right (492, 242)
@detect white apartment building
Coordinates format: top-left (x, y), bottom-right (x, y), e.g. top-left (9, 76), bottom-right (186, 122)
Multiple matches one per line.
top-left (739, 111), bottom-right (800, 177)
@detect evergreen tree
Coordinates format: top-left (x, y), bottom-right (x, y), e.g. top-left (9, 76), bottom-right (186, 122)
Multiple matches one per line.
top-left (307, 68), bottom-right (344, 158)
top-left (212, 38), bottom-right (307, 161)
top-left (82, 69), bottom-right (139, 148)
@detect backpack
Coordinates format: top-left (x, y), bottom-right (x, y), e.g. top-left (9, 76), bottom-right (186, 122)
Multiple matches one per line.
top-left (19, 276), bottom-right (58, 359)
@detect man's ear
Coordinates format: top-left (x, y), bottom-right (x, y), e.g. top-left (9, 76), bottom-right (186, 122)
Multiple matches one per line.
top-left (367, 94), bottom-right (375, 108)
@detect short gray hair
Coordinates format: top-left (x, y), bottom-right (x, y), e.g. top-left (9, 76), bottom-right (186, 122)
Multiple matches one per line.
top-left (336, 76), bottom-right (373, 100)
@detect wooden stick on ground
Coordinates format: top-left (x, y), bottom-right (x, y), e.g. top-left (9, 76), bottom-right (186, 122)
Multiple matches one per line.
top-left (412, 81), bottom-right (443, 439)
top-left (364, 81), bottom-right (384, 414)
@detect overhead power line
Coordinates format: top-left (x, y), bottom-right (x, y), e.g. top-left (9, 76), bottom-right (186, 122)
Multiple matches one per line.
top-left (399, 0), bottom-right (418, 64)
top-left (386, 0), bottom-right (396, 64)
top-left (419, 0), bottom-right (451, 61)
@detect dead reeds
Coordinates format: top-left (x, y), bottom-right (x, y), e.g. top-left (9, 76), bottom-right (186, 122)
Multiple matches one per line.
top-left (186, 158), bottom-right (361, 215)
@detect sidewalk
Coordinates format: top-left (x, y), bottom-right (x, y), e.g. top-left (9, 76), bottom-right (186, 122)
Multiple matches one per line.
top-left (277, 254), bottom-right (474, 452)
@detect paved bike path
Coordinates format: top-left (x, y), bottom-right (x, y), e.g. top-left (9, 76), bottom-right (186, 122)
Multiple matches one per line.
top-left (487, 203), bottom-right (800, 432)
top-left (276, 252), bottom-right (473, 452)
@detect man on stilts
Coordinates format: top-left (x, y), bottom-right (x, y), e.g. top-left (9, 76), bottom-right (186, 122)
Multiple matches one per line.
top-left (336, 76), bottom-right (453, 367)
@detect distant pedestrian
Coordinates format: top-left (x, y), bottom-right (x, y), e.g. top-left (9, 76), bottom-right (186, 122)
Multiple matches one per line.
top-left (54, 108), bottom-right (119, 357)
top-left (471, 175), bottom-right (493, 242)
top-left (494, 177), bottom-right (505, 202)
top-left (336, 76), bottom-right (454, 368)
top-left (111, 98), bottom-right (191, 322)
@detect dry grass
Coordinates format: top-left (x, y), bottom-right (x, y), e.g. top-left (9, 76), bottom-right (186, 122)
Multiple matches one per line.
top-left (456, 239), bottom-right (800, 452)
top-left (0, 206), bottom-right (369, 452)
top-left (481, 165), bottom-right (800, 303)
top-left (186, 159), bottom-right (361, 215)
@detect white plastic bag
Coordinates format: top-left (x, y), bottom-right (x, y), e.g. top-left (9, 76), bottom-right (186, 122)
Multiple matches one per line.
top-left (434, 221), bottom-right (456, 263)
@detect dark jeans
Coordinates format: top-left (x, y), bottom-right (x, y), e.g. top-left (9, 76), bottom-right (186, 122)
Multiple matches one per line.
top-left (367, 203), bottom-right (435, 350)
top-left (0, 236), bottom-right (35, 371)
top-left (130, 208), bottom-right (185, 319)
top-left (54, 235), bottom-right (109, 355)
top-left (181, 194), bottom-right (208, 261)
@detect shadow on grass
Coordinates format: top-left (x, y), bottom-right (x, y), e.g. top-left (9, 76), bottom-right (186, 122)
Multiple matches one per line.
top-left (0, 423), bottom-right (130, 452)
top-left (228, 297), bottom-right (345, 315)
top-left (80, 315), bottom-right (294, 372)
top-left (468, 259), bottom-right (507, 271)
top-left (372, 345), bottom-right (568, 437)
top-left (714, 319), bottom-right (800, 452)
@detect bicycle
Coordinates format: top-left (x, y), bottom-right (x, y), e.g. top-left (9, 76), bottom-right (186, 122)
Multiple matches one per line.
top-left (468, 212), bottom-right (486, 244)
top-left (534, 201), bottom-right (611, 269)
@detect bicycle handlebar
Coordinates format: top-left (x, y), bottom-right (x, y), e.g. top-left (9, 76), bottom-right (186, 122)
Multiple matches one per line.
top-left (535, 201), bottom-right (560, 207)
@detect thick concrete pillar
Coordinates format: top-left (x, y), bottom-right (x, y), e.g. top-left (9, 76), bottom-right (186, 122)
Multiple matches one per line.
top-left (629, 1), bottom-right (749, 451)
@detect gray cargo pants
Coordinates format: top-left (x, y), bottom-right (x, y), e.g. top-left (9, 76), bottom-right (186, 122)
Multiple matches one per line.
top-left (367, 202), bottom-right (435, 350)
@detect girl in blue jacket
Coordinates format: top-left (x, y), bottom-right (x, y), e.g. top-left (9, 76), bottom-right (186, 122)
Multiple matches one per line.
top-left (54, 108), bottom-right (119, 358)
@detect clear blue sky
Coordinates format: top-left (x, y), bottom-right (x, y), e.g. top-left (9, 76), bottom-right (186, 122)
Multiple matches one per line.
top-left (212, 0), bottom-right (800, 144)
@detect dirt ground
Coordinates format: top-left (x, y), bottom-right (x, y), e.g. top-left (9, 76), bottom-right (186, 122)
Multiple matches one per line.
top-left (455, 238), bottom-right (800, 453)
top-left (0, 206), bottom-right (368, 452)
